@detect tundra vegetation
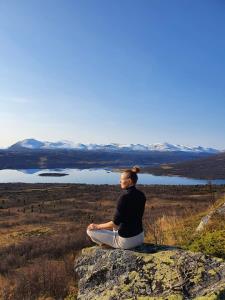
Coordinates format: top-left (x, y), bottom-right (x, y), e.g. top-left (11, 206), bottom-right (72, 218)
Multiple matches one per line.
top-left (0, 182), bottom-right (224, 299)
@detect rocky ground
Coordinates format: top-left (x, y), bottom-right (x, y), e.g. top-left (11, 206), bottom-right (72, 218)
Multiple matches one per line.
top-left (74, 244), bottom-right (225, 300)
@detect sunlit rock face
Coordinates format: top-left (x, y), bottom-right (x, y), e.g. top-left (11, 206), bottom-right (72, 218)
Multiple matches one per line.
top-left (74, 243), bottom-right (225, 300)
top-left (196, 201), bottom-right (225, 232)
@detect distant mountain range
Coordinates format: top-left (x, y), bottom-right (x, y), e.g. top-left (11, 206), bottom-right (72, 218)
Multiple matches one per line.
top-left (0, 138), bottom-right (223, 175)
top-left (5, 138), bottom-right (222, 154)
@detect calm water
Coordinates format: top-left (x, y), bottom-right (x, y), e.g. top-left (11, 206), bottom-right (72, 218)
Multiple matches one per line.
top-left (0, 168), bottom-right (225, 185)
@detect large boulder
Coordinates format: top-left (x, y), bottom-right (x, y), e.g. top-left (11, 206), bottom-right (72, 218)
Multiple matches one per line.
top-left (74, 243), bottom-right (225, 299)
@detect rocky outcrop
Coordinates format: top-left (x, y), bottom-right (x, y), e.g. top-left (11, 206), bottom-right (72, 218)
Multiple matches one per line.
top-left (74, 243), bottom-right (225, 299)
top-left (196, 201), bottom-right (225, 232)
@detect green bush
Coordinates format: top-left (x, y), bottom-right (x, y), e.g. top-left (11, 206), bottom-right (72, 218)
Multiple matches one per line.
top-left (184, 230), bottom-right (225, 259)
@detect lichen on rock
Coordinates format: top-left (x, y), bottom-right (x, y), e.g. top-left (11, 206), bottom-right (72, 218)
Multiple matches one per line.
top-left (74, 243), bottom-right (225, 300)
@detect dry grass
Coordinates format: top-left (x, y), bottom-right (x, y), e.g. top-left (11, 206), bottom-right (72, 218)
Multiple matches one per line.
top-left (144, 193), bottom-right (225, 248)
top-left (0, 182), bottom-right (224, 299)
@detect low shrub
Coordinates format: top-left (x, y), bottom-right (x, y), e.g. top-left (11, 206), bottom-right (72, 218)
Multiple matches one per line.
top-left (184, 229), bottom-right (225, 259)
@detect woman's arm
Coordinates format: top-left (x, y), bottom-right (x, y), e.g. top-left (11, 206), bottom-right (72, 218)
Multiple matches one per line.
top-left (87, 194), bottom-right (126, 231)
top-left (87, 221), bottom-right (119, 230)
top-left (98, 220), bottom-right (119, 230)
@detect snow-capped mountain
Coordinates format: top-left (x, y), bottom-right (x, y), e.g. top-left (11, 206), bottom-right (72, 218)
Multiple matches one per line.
top-left (7, 138), bottom-right (222, 153)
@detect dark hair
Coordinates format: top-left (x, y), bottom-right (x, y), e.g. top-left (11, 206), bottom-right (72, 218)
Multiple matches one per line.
top-left (123, 165), bottom-right (140, 184)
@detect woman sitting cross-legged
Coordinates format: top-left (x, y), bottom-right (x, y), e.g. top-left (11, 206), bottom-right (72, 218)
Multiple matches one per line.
top-left (86, 166), bottom-right (146, 249)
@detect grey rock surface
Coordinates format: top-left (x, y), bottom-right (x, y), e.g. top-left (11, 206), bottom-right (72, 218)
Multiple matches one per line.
top-left (74, 243), bottom-right (225, 299)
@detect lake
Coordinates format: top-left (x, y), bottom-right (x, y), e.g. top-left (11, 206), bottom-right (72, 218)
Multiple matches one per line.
top-left (0, 168), bottom-right (225, 185)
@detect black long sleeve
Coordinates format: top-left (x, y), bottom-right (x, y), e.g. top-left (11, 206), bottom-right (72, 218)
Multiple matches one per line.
top-left (112, 185), bottom-right (146, 238)
top-left (113, 194), bottom-right (127, 225)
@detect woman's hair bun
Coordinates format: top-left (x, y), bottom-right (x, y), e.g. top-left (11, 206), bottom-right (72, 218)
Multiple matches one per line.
top-left (131, 165), bottom-right (140, 173)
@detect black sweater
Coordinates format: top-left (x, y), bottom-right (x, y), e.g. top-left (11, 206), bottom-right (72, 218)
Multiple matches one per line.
top-left (113, 185), bottom-right (146, 238)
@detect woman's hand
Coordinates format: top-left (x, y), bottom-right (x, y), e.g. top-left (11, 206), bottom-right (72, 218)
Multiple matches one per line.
top-left (87, 221), bottom-right (115, 230)
top-left (87, 223), bottom-right (100, 230)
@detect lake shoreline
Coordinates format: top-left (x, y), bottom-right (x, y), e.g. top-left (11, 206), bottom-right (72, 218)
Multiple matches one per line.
top-left (1, 168), bottom-right (225, 185)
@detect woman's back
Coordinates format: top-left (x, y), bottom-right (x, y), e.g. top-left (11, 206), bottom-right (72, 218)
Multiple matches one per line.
top-left (113, 185), bottom-right (146, 238)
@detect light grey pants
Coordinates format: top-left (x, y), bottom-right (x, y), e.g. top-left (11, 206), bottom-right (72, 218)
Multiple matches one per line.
top-left (86, 228), bottom-right (144, 249)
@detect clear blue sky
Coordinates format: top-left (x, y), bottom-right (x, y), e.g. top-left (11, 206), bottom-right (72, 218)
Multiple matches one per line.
top-left (1, 0), bottom-right (225, 149)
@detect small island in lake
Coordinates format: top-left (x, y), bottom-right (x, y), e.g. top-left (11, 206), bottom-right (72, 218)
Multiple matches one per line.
top-left (38, 172), bottom-right (69, 177)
